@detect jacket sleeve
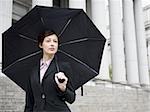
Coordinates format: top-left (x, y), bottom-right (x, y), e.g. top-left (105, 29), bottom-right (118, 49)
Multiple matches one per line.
top-left (57, 62), bottom-right (76, 104)
top-left (24, 76), bottom-right (34, 112)
top-left (58, 81), bottom-right (76, 104)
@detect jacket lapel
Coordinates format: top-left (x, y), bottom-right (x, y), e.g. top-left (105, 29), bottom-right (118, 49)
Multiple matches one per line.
top-left (32, 61), bottom-right (41, 84)
top-left (42, 57), bottom-right (57, 80)
top-left (32, 53), bottom-right (42, 85)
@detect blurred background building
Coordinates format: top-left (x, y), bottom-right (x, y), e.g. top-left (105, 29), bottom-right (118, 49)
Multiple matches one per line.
top-left (144, 4), bottom-right (150, 73)
top-left (0, 0), bottom-right (150, 112)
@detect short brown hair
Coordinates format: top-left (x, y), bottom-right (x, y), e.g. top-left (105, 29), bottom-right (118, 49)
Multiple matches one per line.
top-left (38, 30), bottom-right (56, 45)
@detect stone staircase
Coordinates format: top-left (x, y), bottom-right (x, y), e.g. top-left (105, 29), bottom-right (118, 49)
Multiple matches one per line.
top-left (0, 76), bottom-right (25, 111)
top-left (0, 76), bottom-right (150, 112)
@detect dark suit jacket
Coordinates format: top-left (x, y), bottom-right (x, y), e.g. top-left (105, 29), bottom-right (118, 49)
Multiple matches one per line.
top-left (24, 57), bottom-right (76, 112)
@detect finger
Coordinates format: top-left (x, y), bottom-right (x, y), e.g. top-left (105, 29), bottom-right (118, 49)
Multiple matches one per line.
top-left (55, 75), bottom-right (59, 84)
top-left (58, 73), bottom-right (65, 78)
top-left (57, 73), bottom-right (66, 79)
top-left (60, 76), bottom-right (68, 83)
top-left (56, 72), bottom-right (68, 83)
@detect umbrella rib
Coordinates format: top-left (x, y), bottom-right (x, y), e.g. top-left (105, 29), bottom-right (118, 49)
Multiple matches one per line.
top-left (40, 17), bottom-right (45, 27)
top-left (58, 49), bottom-right (99, 75)
top-left (58, 19), bottom-right (72, 37)
top-left (19, 34), bottom-right (37, 43)
top-left (60, 38), bottom-right (88, 46)
top-left (59, 38), bottom-right (103, 46)
top-left (3, 50), bottom-right (41, 72)
top-left (58, 10), bottom-right (84, 37)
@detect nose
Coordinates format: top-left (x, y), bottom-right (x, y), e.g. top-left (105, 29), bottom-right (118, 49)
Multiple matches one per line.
top-left (50, 42), bottom-right (55, 46)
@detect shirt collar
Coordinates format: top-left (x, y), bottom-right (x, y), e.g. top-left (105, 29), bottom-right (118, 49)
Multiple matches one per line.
top-left (40, 57), bottom-right (53, 66)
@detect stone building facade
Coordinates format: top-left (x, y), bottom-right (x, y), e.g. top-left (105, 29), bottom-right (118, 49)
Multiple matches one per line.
top-left (0, 0), bottom-right (150, 112)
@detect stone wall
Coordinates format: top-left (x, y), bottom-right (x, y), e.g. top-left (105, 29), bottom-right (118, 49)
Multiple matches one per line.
top-left (0, 76), bottom-right (150, 112)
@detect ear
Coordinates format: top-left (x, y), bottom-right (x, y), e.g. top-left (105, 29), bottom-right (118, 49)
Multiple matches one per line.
top-left (39, 44), bottom-right (42, 48)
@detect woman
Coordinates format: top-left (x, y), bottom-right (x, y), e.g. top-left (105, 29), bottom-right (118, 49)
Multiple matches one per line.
top-left (24, 30), bottom-right (76, 112)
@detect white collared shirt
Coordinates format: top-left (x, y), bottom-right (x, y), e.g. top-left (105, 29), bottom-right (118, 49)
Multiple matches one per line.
top-left (40, 58), bottom-right (52, 83)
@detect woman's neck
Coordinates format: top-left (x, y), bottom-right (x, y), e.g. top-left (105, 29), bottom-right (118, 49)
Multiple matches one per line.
top-left (42, 53), bottom-right (54, 62)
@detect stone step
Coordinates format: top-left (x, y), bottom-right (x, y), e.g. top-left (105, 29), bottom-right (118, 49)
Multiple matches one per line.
top-left (0, 77), bottom-right (150, 112)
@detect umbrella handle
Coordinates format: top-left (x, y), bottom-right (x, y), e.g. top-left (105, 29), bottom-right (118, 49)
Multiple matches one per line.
top-left (55, 55), bottom-right (84, 96)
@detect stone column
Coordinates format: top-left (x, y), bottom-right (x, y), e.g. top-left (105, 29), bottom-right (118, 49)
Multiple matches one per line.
top-left (123, 0), bottom-right (139, 84)
top-left (108, 0), bottom-right (126, 82)
top-left (91, 0), bottom-right (107, 37)
top-left (69, 0), bottom-right (86, 12)
top-left (32, 0), bottom-right (53, 7)
top-left (147, 41), bottom-right (150, 71)
top-left (0, 0), bottom-right (13, 73)
top-left (91, 0), bottom-right (109, 80)
top-left (134, 0), bottom-right (150, 85)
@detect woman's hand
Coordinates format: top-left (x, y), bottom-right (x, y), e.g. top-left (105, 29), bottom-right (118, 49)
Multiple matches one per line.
top-left (55, 72), bottom-right (68, 92)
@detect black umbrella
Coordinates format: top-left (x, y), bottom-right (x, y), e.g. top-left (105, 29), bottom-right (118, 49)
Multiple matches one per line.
top-left (2, 6), bottom-right (106, 91)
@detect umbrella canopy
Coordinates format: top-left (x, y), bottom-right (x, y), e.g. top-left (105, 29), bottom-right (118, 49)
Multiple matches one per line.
top-left (2, 6), bottom-right (106, 91)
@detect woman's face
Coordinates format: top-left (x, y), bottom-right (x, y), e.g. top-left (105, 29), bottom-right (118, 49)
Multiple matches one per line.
top-left (39, 34), bottom-right (58, 56)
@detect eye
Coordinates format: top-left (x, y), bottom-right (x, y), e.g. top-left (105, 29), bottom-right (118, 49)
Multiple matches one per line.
top-left (53, 40), bottom-right (58, 43)
top-left (46, 40), bottom-right (50, 42)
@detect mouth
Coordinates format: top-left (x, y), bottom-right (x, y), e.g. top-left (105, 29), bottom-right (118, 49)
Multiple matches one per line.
top-left (49, 48), bottom-right (55, 51)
